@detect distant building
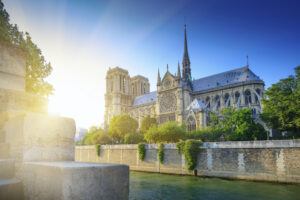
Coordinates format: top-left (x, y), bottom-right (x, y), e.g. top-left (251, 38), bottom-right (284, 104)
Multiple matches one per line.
top-left (104, 25), bottom-right (264, 131)
top-left (75, 128), bottom-right (87, 141)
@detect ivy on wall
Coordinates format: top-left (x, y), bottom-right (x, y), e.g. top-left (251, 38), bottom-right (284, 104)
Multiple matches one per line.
top-left (176, 139), bottom-right (203, 171)
top-left (138, 143), bottom-right (146, 161)
top-left (158, 143), bottom-right (164, 164)
top-left (95, 144), bottom-right (101, 157)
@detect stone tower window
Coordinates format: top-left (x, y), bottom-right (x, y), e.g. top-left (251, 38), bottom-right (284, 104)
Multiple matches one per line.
top-left (235, 92), bottom-right (240, 104)
top-left (245, 90), bottom-right (252, 105)
top-left (123, 77), bottom-right (126, 93)
top-left (255, 89), bottom-right (261, 104)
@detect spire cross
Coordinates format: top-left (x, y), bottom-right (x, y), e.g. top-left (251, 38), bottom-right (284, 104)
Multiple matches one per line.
top-left (246, 55), bottom-right (249, 66)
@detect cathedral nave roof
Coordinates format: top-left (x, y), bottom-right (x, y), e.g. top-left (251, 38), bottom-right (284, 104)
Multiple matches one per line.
top-left (192, 66), bottom-right (263, 93)
top-left (132, 91), bottom-right (156, 107)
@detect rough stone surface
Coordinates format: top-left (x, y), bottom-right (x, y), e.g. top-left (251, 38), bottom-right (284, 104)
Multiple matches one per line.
top-left (21, 161), bottom-right (129, 200)
top-left (4, 113), bottom-right (76, 163)
top-left (0, 41), bottom-right (26, 91)
top-left (0, 178), bottom-right (24, 200)
top-left (0, 158), bottom-right (15, 179)
top-left (76, 140), bottom-right (300, 183)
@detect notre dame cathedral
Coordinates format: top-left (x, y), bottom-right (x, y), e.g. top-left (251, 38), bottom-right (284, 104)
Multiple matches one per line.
top-left (104, 25), bottom-right (265, 131)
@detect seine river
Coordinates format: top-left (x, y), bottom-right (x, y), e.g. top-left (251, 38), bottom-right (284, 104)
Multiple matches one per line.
top-left (129, 171), bottom-right (300, 200)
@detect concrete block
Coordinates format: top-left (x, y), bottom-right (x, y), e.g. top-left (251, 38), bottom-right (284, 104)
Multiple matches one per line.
top-left (22, 161), bottom-right (129, 200)
top-left (0, 178), bottom-right (24, 200)
top-left (4, 113), bottom-right (76, 162)
top-left (0, 143), bottom-right (10, 158)
top-left (0, 159), bottom-right (15, 179)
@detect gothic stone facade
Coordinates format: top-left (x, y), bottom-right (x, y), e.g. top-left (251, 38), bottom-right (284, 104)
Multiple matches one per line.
top-left (104, 26), bottom-right (264, 131)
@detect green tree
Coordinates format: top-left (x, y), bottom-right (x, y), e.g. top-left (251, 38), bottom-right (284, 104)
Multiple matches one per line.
top-left (78, 126), bottom-right (111, 145)
top-left (144, 125), bottom-right (161, 143)
top-left (144, 121), bottom-right (186, 143)
top-left (141, 116), bottom-right (157, 133)
top-left (124, 132), bottom-right (145, 144)
top-left (261, 66), bottom-right (300, 135)
top-left (206, 108), bottom-right (267, 141)
top-left (108, 114), bottom-right (138, 143)
top-left (0, 0), bottom-right (53, 97)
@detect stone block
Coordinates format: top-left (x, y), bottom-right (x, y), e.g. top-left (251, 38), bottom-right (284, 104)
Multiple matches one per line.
top-left (0, 143), bottom-right (10, 158)
top-left (0, 178), bottom-right (24, 200)
top-left (22, 161), bottom-right (129, 200)
top-left (0, 41), bottom-right (26, 91)
top-left (0, 158), bottom-right (15, 179)
top-left (4, 113), bottom-right (76, 162)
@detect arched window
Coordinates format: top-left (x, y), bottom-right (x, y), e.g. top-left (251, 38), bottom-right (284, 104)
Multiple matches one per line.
top-left (111, 80), bottom-right (114, 92)
top-left (245, 90), bottom-right (252, 105)
top-left (215, 95), bottom-right (220, 110)
top-left (224, 93), bottom-right (230, 107)
top-left (235, 92), bottom-right (240, 104)
top-left (206, 97), bottom-right (210, 109)
top-left (187, 116), bottom-right (196, 132)
top-left (255, 89), bottom-right (261, 104)
top-left (123, 77), bottom-right (126, 93)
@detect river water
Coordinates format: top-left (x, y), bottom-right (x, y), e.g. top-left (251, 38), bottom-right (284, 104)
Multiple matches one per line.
top-left (129, 171), bottom-right (300, 200)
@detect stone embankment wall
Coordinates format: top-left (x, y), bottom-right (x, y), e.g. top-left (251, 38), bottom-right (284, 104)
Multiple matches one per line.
top-left (76, 140), bottom-right (300, 183)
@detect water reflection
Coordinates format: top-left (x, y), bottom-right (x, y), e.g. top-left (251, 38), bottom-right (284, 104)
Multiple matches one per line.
top-left (130, 171), bottom-right (300, 200)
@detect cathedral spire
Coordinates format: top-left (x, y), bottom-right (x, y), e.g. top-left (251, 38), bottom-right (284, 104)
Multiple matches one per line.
top-left (182, 24), bottom-right (191, 81)
top-left (157, 68), bottom-right (161, 86)
top-left (177, 61), bottom-right (181, 79)
top-left (167, 64), bottom-right (169, 72)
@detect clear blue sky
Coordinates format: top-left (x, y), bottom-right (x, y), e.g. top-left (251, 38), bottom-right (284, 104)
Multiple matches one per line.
top-left (3, 0), bottom-right (300, 128)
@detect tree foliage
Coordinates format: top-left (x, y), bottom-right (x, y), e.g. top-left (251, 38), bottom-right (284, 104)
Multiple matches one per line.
top-left (209, 108), bottom-right (267, 141)
top-left (176, 140), bottom-right (203, 171)
top-left (137, 143), bottom-right (146, 161)
top-left (108, 114), bottom-right (138, 143)
top-left (185, 128), bottom-right (223, 142)
top-left (144, 121), bottom-right (186, 143)
top-left (158, 143), bottom-right (164, 164)
top-left (124, 132), bottom-right (145, 144)
top-left (0, 1), bottom-right (53, 96)
top-left (261, 66), bottom-right (300, 135)
top-left (79, 126), bottom-right (112, 145)
top-left (141, 116), bottom-right (157, 133)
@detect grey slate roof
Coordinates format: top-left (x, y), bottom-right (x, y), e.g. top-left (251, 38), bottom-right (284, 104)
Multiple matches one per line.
top-left (133, 91), bottom-right (156, 107)
top-left (186, 98), bottom-right (207, 111)
top-left (192, 66), bottom-right (263, 93)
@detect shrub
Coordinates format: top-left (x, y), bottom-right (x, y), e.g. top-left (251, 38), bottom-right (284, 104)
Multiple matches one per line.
top-left (95, 144), bottom-right (101, 156)
top-left (185, 128), bottom-right (223, 142)
top-left (176, 141), bottom-right (185, 154)
top-left (79, 126), bottom-right (112, 145)
top-left (176, 139), bottom-right (203, 171)
top-left (144, 121), bottom-right (186, 143)
top-left (144, 125), bottom-right (161, 143)
top-left (141, 116), bottom-right (157, 133)
top-left (137, 143), bottom-right (146, 161)
top-left (158, 143), bottom-right (164, 164)
top-left (124, 132), bottom-right (145, 144)
top-left (108, 114), bottom-right (138, 143)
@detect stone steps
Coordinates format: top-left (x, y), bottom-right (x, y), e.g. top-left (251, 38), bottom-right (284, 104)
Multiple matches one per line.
top-left (0, 178), bottom-right (24, 200)
top-left (0, 143), bottom-right (10, 158)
